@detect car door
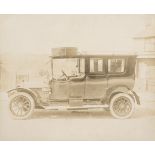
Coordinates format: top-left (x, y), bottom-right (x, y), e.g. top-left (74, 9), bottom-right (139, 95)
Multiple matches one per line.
top-left (52, 80), bottom-right (69, 100)
top-left (69, 76), bottom-right (86, 99)
top-left (85, 57), bottom-right (108, 99)
top-left (69, 58), bottom-right (86, 99)
top-left (107, 57), bottom-right (134, 90)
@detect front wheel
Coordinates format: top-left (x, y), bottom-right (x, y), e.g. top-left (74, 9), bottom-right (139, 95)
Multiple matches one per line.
top-left (110, 93), bottom-right (135, 119)
top-left (9, 92), bottom-right (35, 119)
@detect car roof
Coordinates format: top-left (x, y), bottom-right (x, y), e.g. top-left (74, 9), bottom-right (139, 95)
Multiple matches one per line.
top-left (51, 47), bottom-right (137, 58)
top-left (51, 52), bottom-right (137, 59)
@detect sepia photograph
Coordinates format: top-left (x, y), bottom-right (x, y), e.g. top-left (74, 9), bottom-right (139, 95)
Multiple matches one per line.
top-left (0, 14), bottom-right (155, 140)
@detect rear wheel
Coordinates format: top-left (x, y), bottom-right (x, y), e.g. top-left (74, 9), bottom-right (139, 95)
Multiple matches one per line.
top-left (9, 92), bottom-right (35, 119)
top-left (110, 93), bottom-right (135, 119)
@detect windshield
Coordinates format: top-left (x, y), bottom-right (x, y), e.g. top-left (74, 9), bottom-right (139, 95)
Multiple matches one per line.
top-left (52, 58), bottom-right (85, 79)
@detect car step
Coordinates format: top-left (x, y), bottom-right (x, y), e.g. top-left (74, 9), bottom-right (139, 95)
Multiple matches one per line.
top-left (42, 104), bottom-right (109, 110)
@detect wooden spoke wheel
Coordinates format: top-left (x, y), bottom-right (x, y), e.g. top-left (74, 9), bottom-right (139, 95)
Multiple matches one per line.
top-left (9, 92), bottom-right (35, 119)
top-left (110, 93), bottom-right (135, 119)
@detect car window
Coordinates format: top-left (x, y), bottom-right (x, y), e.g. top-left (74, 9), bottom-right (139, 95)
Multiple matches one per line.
top-left (108, 58), bottom-right (125, 73)
top-left (79, 58), bottom-right (85, 73)
top-left (53, 58), bottom-right (78, 78)
top-left (89, 58), bottom-right (105, 74)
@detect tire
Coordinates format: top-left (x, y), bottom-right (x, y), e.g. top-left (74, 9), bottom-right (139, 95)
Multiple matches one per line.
top-left (9, 92), bottom-right (35, 120)
top-left (110, 93), bottom-right (135, 119)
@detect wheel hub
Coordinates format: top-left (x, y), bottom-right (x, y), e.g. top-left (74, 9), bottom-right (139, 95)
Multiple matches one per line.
top-left (10, 95), bottom-right (31, 117)
top-left (113, 96), bottom-right (132, 117)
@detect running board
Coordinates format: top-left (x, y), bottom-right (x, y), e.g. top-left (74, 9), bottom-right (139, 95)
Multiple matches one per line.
top-left (42, 104), bottom-right (109, 110)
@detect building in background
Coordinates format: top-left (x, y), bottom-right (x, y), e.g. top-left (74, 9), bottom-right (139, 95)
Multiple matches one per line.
top-left (0, 56), bottom-right (16, 91)
top-left (0, 53), bottom-right (50, 91)
top-left (134, 24), bottom-right (155, 94)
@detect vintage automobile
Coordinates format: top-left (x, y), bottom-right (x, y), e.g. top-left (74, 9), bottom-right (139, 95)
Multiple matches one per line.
top-left (8, 47), bottom-right (140, 119)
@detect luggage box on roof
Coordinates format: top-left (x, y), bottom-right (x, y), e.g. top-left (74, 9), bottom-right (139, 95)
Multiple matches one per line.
top-left (52, 47), bottom-right (78, 58)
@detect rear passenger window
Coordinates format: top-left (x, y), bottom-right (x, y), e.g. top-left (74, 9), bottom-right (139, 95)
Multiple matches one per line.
top-left (108, 58), bottom-right (125, 73)
top-left (89, 58), bottom-right (105, 74)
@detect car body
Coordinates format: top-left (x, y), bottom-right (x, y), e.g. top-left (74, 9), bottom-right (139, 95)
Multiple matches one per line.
top-left (8, 47), bottom-right (140, 119)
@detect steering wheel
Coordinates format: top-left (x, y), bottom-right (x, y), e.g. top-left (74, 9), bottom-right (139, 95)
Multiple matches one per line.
top-left (61, 70), bottom-right (68, 80)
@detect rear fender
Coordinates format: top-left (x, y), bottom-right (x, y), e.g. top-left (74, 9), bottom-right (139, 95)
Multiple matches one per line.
top-left (107, 86), bottom-right (140, 105)
top-left (107, 86), bottom-right (129, 102)
top-left (128, 90), bottom-right (140, 105)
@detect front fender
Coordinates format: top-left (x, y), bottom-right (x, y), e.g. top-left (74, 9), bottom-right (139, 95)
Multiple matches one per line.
top-left (7, 87), bottom-right (41, 106)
